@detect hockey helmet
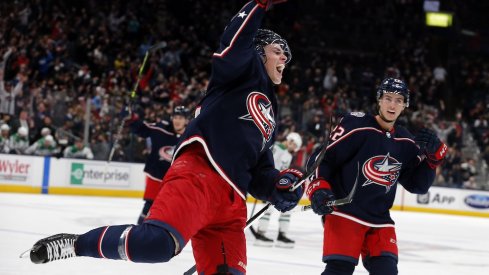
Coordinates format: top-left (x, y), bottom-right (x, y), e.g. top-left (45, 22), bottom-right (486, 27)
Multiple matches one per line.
top-left (172, 106), bottom-right (189, 118)
top-left (376, 78), bottom-right (410, 107)
top-left (18, 126), bottom-right (28, 136)
top-left (286, 132), bottom-right (302, 152)
top-left (253, 29), bottom-right (292, 64)
top-left (0, 124), bottom-right (10, 131)
top-left (41, 127), bottom-right (51, 136)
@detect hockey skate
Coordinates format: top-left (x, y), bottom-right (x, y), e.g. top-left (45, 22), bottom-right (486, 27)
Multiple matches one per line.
top-left (275, 232), bottom-right (295, 248)
top-left (253, 231), bottom-right (274, 247)
top-left (28, 233), bottom-right (79, 264)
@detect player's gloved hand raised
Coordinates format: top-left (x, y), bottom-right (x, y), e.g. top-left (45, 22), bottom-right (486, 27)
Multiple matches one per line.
top-left (119, 106), bottom-right (138, 123)
top-left (270, 168), bottom-right (304, 212)
top-left (255, 0), bottom-right (288, 10)
top-left (414, 128), bottom-right (448, 169)
top-left (119, 105), bottom-right (132, 119)
top-left (306, 178), bottom-right (336, 215)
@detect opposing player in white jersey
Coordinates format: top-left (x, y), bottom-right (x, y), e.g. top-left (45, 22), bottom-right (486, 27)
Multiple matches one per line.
top-left (254, 132), bottom-right (302, 248)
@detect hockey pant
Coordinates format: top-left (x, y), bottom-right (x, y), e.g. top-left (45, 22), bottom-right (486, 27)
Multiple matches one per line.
top-left (321, 214), bottom-right (398, 275)
top-left (75, 142), bottom-right (247, 274)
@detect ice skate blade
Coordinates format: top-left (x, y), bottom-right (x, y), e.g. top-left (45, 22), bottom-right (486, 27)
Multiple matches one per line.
top-left (275, 241), bottom-right (294, 249)
top-left (19, 248), bottom-right (31, 259)
top-left (253, 240), bottom-right (274, 247)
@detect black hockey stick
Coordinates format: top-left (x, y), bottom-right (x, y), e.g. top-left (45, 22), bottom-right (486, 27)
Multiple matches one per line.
top-left (300, 161), bottom-right (360, 212)
top-left (241, 115), bottom-right (336, 238)
top-left (107, 41), bottom-right (167, 162)
top-left (248, 198), bottom-right (259, 238)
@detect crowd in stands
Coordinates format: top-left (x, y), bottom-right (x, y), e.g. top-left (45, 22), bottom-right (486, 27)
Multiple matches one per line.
top-left (0, 0), bottom-right (488, 189)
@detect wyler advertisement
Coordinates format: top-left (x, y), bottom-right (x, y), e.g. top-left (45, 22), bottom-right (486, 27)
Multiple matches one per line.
top-left (69, 161), bottom-right (130, 187)
top-left (0, 155), bottom-right (33, 183)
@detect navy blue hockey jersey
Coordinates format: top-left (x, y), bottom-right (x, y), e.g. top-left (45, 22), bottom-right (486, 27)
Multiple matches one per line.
top-left (173, 1), bottom-right (279, 200)
top-left (312, 112), bottom-right (435, 225)
top-left (130, 119), bottom-right (179, 181)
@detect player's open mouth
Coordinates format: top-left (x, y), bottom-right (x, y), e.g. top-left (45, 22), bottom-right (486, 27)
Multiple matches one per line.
top-left (277, 64), bottom-right (285, 74)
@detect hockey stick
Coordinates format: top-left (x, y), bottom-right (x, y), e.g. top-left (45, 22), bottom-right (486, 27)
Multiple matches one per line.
top-left (300, 161), bottom-right (360, 212)
top-left (244, 115), bottom-right (335, 223)
top-left (107, 41), bottom-right (167, 163)
top-left (248, 198), bottom-right (259, 238)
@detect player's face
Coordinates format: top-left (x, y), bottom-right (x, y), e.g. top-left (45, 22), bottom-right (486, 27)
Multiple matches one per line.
top-left (287, 140), bottom-right (298, 153)
top-left (378, 93), bottom-right (406, 121)
top-left (172, 115), bottom-right (188, 134)
top-left (263, 43), bottom-right (287, 84)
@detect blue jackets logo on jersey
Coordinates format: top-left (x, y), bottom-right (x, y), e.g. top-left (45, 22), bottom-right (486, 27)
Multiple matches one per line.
top-left (362, 153), bottom-right (402, 193)
top-left (240, 92), bottom-right (276, 148)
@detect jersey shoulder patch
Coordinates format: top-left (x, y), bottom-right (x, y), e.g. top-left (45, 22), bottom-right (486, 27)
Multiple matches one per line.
top-left (340, 112), bottom-right (372, 131)
top-left (349, 111), bottom-right (365, 117)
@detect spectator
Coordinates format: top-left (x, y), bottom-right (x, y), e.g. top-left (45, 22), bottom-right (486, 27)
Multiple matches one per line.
top-left (0, 49), bottom-right (25, 116)
top-left (323, 67), bottom-right (338, 91)
top-left (10, 109), bottom-right (32, 135)
top-left (91, 134), bottom-right (110, 161)
top-left (460, 158), bottom-right (478, 188)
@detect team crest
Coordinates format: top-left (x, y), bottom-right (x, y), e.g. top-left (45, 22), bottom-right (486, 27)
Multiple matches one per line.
top-left (362, 153), bottom-right (402, 193)
top-left (159, 146), bottom-right (175, 162)
top-left (240, 92), bottom-right (276, 149)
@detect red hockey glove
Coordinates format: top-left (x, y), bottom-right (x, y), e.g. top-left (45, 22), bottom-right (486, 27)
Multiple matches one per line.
top-left (119, 106), bottom-right (138, 125)
top-left (270, 168), bottom-right (304, 212)
top-left (414, 128), bottom-right (448, 169)
top-left (306, 178), bottom-right (335, 215)
top-left (255, 0), bottom-right (288, 10)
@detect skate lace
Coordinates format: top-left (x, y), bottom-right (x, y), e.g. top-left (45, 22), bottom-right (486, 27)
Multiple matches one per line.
top-left (46, 238), bottom-right (76, 261)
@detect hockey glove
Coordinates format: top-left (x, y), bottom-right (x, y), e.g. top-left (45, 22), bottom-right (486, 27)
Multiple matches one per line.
top-left (270, 168), bottom-right (304, 212)
top-left (119, 106), bottom-right (138, 124)
top-left (255, 0), bottom-right (288, 10)
top-left (306, 178), bottom-right (335, 215)
top-left (414, 128), bottom-right (448, 169)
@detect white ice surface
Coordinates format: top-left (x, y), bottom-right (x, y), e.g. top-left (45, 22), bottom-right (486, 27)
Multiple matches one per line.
top-left (1, 193), bottom-right (489, 275)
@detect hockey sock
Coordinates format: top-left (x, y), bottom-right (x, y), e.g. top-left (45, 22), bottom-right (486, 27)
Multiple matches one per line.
top-left (257, 211), bottom-right (271, 232)
top-left (278, 212), bottom-right (291, 233)
top-left (363, 256), bottom-right (398, 275)
top-left (76, 223), bottom-right (176, 263)
top-left (322, 260), bottom-right (355, 275)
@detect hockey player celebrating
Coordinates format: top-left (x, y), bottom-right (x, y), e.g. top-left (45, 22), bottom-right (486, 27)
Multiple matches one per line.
top-left (254, 132), bottom-right (302, 248)
top-left (126, 105), bottom-right (189, 224)
top-left (27, 1), bottom-right (303, 274)
top-left (305, 77), bottom-right (448, 275)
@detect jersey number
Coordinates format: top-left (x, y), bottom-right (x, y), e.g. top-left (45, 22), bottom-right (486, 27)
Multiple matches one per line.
top-left (330, 125), bottom-right (345, 142)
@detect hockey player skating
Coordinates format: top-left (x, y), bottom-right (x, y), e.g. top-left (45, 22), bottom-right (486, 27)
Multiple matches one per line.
top-left (27, 1), bottom-right (304, 274)
top-left (254, 132), bottom-right (302, 248)
top-left (122, 105), bottom-right (189, 224)
top-left (305, 78), bottom-right (448, 275)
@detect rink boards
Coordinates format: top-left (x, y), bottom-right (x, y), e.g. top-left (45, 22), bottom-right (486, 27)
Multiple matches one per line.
top-left (1, 153), bottom-right (488, 218)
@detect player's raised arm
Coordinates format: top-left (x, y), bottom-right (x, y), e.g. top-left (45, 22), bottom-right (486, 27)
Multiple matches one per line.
top-left (211, 1), bottom-right (289, 83)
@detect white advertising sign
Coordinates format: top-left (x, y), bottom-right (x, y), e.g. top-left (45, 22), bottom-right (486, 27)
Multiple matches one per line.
top-left (0, 154), bottom-right (42, 185)
top-left (68, 160), bottom-right (131, 187)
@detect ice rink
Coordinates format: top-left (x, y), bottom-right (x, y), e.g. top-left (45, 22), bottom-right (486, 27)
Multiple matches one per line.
top-left (1, 192), bottom-right (489, 275)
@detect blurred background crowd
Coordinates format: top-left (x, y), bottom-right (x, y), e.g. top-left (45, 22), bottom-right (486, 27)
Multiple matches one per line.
top-left (0, 0), bottom-right (488, 189)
